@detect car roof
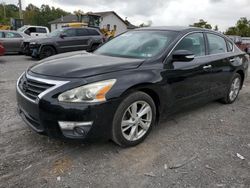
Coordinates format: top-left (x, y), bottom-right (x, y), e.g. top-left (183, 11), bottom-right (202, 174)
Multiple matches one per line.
top-left (135, 26), bottom-right (228, 39)
top-left (1, 30), bottom-right (15, 32)
top-left (1, 30), bottom-right (22, 33)
top-left (136, 26), bottom-right (215, 32)
top-left (22, 25), bottom-right (48, 29)
top-left (0, 30), bottom-right (30, 37)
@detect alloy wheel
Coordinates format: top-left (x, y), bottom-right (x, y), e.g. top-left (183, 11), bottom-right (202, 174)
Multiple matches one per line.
top-left (121, 101), bottom-right (152, 141)
top-left (229, 77), bottom-right (241, 101)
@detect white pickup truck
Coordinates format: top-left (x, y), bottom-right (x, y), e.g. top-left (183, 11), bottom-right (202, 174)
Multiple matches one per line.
top-left (17, 25), bottom-right (49, 37)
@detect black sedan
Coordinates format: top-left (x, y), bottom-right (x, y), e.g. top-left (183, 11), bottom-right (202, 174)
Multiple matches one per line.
top-left (16, 26), bottom-right (249, 147)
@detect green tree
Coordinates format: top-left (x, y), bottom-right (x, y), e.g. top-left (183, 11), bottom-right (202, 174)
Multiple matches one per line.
top-left (214, 25), bottom-right (219, 31)
top-left (139, 20), bottom-right (153, 27)
top-left (225, 17), bottom-right (250, 37)
top-left (23, 4), bottom-right (69, 29)
top-left (23, 4), bottom-right (40, 25)
top-left (225, 26), bottom-right (238, 35)
top-left (1, 3), bottom-right (69, 29)
top-left (0, 3), bottom-right (19, 24)
top-left (190, 19), bottom-right (212, 29)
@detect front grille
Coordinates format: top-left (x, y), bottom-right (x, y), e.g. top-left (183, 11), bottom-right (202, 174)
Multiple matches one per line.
top-left (18, 74), bottom-right (54, 101)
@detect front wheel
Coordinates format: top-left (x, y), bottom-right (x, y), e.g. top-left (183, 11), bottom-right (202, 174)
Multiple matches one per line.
top-left (112, 92), bottom-right (156, 147)
top-left (220, 73), bottom-right (242, 104)
top-left (39, 46), bottom-right (56, 59)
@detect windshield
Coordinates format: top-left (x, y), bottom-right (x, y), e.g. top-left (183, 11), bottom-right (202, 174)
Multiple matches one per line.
top-left (95, 30), bottom-right (178, 58)
top-left (47, 29), bottom-right (63, 37)
top-left (17, 26), bottom-right (28, 32)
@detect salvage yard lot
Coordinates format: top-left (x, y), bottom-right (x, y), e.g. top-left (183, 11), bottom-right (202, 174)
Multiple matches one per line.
top-left (0, 55), bottom-right (250, 188)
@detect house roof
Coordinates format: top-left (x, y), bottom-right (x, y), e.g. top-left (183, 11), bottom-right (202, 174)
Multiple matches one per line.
top-left (48, 11), bottom-right (137, 29)
top-left (124, 20), bottom-right (137, 29)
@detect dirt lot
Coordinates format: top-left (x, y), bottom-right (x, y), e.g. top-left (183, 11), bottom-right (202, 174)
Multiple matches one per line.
top-left (0, 55), bottom-right (250, 188)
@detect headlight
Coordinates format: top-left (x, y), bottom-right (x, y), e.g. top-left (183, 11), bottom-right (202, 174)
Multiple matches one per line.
top-left (58, 79), bottom-right (116, 103)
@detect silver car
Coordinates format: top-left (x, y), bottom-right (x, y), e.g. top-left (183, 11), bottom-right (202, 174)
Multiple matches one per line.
top-left (0, 30), bottom-right (30, 54)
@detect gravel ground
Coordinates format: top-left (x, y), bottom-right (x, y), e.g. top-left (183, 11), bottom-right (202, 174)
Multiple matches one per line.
top-left (0, 55), bottom-right (250, 188)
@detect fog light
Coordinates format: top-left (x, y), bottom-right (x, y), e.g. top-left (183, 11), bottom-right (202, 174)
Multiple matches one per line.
top-left (74, 127), bottom-right (86, 136)
top-left (58, 121), bottom-right (93, 130)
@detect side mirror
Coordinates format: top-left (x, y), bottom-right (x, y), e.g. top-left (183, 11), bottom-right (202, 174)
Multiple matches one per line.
top-left (172, 50), bottom-right (195, 62)
top-left (60, 33), bottom-right (67, 38)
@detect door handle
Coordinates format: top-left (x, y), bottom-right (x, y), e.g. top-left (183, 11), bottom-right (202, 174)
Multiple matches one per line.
top-left (203, 65), bottom-right (212, 70)
top-left (229, 58), bottom-right (235, 62)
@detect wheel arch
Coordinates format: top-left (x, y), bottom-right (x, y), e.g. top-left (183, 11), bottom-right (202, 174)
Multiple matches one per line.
top-left (40, 44), bottom-right (58, 54)
top-left (119, 83), bottom-right (162, 124)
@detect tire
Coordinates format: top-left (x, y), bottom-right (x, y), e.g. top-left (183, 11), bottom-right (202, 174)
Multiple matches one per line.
top-left (39, 46), bottom-right (56, 59)
top-left (112, 91), bottom-right (156, 147)
top-left (88, 44), bottom-right (100, 52)
top-left (220, 73), bottom-right (242, 104)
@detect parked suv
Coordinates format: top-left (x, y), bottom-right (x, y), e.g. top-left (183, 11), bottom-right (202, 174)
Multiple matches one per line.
top-left (17, 25), bottom-right (49, 37)
top-left (22, 27), bottom-right (104, 59)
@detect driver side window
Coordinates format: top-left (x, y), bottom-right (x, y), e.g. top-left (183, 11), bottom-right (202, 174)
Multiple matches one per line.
top-left (174, 33), bottom-right (205, 57)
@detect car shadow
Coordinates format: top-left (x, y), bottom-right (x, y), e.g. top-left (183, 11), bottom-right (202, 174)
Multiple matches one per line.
top-left (24, 100), bottom-right (223, 151)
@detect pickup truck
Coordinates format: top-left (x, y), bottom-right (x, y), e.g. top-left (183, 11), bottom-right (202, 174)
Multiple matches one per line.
top-left (17, 25), bottom-right (49, 37)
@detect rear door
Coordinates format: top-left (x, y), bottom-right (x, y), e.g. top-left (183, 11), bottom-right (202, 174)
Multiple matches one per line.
top-left (75, 28), bottom-right (91, 50)
top-left (164, 32), bottom-right (213, 110)
top-left (205, 32), bottom-right (234, 98)
top-left (0, 31), bottom-right (23, 52)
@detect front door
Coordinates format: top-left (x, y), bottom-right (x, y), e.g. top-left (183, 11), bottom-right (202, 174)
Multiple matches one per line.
top-left (164, 32), bottom-right (213, 112)
top-left (56, 28), bottom-right (80, 53)
top-left (75, 28), bottom-right (91, 50)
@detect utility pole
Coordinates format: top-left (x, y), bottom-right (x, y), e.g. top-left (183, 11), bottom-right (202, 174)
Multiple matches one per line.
top-left (18, 0), bottom-right (23, 19)
top-left (2, 2), bottom-right (6, 19)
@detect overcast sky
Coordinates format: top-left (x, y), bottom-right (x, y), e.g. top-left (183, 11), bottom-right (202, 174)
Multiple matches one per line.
top-left (3, 0), bottom-right (250, 31)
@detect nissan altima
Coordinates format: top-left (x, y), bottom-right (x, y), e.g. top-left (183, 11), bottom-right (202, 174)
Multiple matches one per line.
top-left (16, 26), bottom-right (249, 147)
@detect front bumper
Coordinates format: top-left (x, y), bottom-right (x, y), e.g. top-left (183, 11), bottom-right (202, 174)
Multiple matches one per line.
top-left (16, 74), bottom-right (121, 141)
top-left (21, 42), bottom-right (32, 56)
top-left (0, 46), bottom-right (5, 56)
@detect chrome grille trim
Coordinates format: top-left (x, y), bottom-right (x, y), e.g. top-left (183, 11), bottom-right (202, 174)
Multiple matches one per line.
top-left (17, 72), bottom-right (69, 103)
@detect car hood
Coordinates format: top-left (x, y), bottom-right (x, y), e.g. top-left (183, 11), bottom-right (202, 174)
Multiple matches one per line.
top-left (23, 36), bottom-right (50, 43)
top-left (29, 51), bottom-right (144, 78)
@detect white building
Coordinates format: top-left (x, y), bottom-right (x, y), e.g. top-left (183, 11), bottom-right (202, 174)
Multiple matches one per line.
top-left (48, 11), bottom-right (136, 36)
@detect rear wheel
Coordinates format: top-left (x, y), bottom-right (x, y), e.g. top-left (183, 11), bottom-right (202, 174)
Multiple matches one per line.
top-left (220, 73), bottom-right (242, 104)
top-left (112, 92), bottom-right (156, 147)
top-left (39, 46), bottom-right (56, 59)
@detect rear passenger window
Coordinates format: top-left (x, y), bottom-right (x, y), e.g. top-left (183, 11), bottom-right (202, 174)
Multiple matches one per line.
top-left (0, 32), bottom-right (4, 38)
top-left (227, 41), bottom-right (234, 52)
top-left (87, 29), bottom-right (100, 36)
top-left (76, 29), bottom-right (88, 36)
top-left (207, 33), bottom-right (227, 55)
top-left (64, 29), bottom-right (76, 37)
top-left (174, 33), bottom-right (205, 57)
top-left (5, 32), bottom-right (22, 38)
top-left (36, 28), bottom-right (47, 33)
